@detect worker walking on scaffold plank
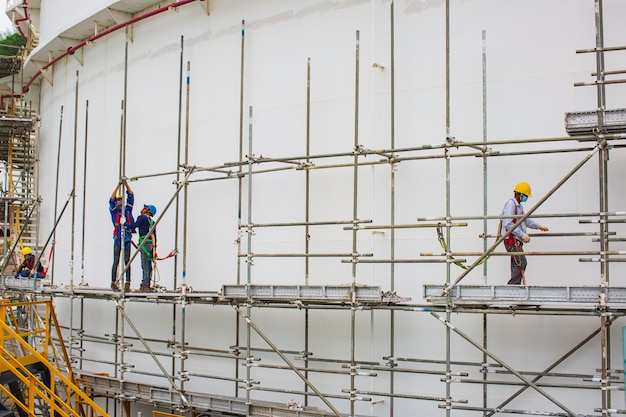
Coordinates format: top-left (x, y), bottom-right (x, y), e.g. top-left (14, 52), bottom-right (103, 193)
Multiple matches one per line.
top-left (125, 204), bottom-right (157, 292)
top-left (110, 181), bottom-right (134, 291)
top-left (501, 182), bottom-right (549, 285)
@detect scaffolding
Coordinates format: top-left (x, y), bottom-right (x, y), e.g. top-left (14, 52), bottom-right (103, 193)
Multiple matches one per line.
top-left (2, 1), bottom-right (626, 417)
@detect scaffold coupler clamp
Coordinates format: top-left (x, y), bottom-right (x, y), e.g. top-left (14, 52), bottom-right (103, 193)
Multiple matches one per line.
top-left (244, 356), bottom-right (260, 367)
top-left (240, 379), bottom-right (260, 390)
top-left (118, 363), bottom-right (134, 373)
top-left (296, 351), bottom-right (312, 361)
top-left (119, 342), bottom-right (133, 352)
top-left (175, 350), bottom-right (189, 360)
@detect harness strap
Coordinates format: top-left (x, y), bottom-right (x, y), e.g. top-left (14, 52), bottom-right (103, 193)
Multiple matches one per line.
top-left (436, 224), bottom-right (489, 270)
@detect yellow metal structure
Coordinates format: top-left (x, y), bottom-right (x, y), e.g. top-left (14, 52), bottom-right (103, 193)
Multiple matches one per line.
top-left (0, 300), bottom-right (108, 417)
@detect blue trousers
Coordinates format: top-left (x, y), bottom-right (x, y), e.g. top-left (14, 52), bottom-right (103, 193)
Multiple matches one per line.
top-left (112, 241), bottom-right (131, 282)
top-left (140, 241), bottom-right (153, 287)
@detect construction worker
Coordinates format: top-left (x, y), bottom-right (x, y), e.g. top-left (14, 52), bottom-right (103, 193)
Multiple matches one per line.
top-left (501, 182), bottom-right (549, 285)
top-left (15, 247), bottom-right (45, 279)
top-left (126, 204), bottom-right (157, 292)
top-left (109, 182), bottom-right (134, 291)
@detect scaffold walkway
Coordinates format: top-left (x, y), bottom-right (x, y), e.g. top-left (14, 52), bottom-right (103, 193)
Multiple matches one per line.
top-left (78, 371), bottom-right (365, 417)
top-left (424, 284), bottom-right (626, 307)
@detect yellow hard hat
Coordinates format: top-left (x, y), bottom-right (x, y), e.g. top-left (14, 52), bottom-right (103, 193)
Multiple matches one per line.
top-left (21, 247), bottom-right (32, 256)
top-left (514, 182), bottom-right (532, 197)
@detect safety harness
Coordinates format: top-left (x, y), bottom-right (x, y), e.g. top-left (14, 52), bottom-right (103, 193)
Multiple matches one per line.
top-left (502, 198), bottom-right (518, 246)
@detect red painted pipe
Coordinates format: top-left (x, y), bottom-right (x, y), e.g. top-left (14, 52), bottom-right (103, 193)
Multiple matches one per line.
top-left (0, 93), bottom-right (21, 110)
top-left (14, 0), bottom-right (30, 41)
top-left (23, 0), bottom-right (203, 93)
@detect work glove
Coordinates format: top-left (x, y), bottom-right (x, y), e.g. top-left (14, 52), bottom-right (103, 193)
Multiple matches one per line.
top-left (540, 226), bottom-right (549, 232)
top-left (521, 233), bottom-right (531, 243)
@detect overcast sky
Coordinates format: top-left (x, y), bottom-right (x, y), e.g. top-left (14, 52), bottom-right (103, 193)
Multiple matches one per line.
top-left (0, 4), bottom-right (15, 35)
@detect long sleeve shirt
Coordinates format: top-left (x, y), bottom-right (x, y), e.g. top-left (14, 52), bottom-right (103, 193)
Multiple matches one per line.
top-left (109, 191), bottom-right (134, 243)
top-left (16, 254), bottom-right (45, 277)
top-left (126, 214), bottom-right (156, 244)
top-left (501, 198), bottom-right (542, 242)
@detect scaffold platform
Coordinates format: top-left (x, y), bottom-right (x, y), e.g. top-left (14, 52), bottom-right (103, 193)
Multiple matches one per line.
top-left (565, 108), bottom-right (626, 137)
top-left (79, 371), bottom-right (362, 417)
top-left (8, 282), bottom-right (409, 306)
top-left (220, 284), bottom-right (384, 304)
top-left (2, 275), bottom-right (43, 291)
top-left (424, 284), bottom-right (626, 306)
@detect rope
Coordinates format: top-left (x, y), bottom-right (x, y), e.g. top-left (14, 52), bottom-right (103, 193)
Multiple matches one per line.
top-left (436, 224), bottom-right (490, 270)
top-left (43, 245), bottom-right (54, 276)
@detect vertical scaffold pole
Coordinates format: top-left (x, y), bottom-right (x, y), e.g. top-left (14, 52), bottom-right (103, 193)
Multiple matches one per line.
top-left (481, 29), bottom-right (489, 416)
top-left (304, 56), bottom-right (311, 406)
top-left (245, 105), bottom-right (254, 417)
top-left (70, 71), bottom-right (79, 288)
top-left (175, 35), bottom-right (184, 290)
top-left (350, 29), bottom-right (360, 417)
top-left (80, 100), bottom-right (89, 286)
top-left (172, 32), bottom-right (184, 389)
top-left (180, 59), bottom-right (191, 394)
top-left (444, 1), bottom-right (452, 416)
top-left (235, 19), bottom-right (246, 399)
top-left (50, 105), bottom-right (63, 284)
top-left (389, 2), bottom-right (397, 415)
top-left (593, 1), bottom-right (611, 415)
top-left (79, 99), bottom-right (89, 370)
top-left (68, 70), bottom-right (79, 372)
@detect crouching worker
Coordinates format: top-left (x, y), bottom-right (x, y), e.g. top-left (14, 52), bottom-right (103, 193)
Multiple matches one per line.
top-left (15, 247), bottom-right (46, 279)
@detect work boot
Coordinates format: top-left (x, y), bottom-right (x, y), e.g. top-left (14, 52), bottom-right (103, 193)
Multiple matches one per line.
top-left (124, 282), bottom-right (131, 291)
top-left (138, 284), bottom-right (151, 292)
top-left (111, 281), bottom-right (119, 291)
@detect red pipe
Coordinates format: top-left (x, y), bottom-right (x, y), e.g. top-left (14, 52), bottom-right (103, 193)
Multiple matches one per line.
top-left (14, 0), bottom-right (30, 41)
top-left (23, 0), bottom-right (203, 93)
top-left (0, 93), bottom-right (21, 110)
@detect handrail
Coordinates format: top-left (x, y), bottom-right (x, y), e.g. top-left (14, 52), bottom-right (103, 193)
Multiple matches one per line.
top-left (0, 300), bottom-right (107, 417)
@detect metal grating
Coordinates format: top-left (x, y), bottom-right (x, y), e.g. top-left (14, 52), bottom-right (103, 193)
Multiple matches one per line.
top-left (221, 284), bottom-right (382, 303)
top-left (424, 285), bottom-right (626, 305)
top-left (2, 275), bottom-right (42, 291)
top-left (565, 108), bottom-right (626, 137)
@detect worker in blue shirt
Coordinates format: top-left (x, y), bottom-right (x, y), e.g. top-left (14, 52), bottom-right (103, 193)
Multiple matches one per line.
top-left (126, 204), bottom-right (157, 292)
top-left (109, 182), bottom-right (134, 291)
top-left (501, 182), bottom-right (549, 285)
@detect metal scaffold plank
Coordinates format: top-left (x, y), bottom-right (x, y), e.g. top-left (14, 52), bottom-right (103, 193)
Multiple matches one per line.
top-left (565, 108), bottom-right (626, 137)
top-left (220, 284), bottom-right (383, 303)
top-left (424, 284), bottom-right (626, 305)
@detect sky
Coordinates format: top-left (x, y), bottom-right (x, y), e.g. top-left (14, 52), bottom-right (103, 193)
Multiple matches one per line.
top-left (0, 4), bottom-right (14, 34)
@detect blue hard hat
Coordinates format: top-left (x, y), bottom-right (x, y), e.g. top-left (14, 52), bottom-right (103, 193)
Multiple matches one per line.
top-left (144, 204), bottom-right (157, 216)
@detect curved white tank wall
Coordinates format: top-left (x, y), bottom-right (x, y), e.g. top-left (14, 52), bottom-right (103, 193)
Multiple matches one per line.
top-left (30, 0), bottom-right (626, 415)
top-left (38, 0), bottom-right (115, 45)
